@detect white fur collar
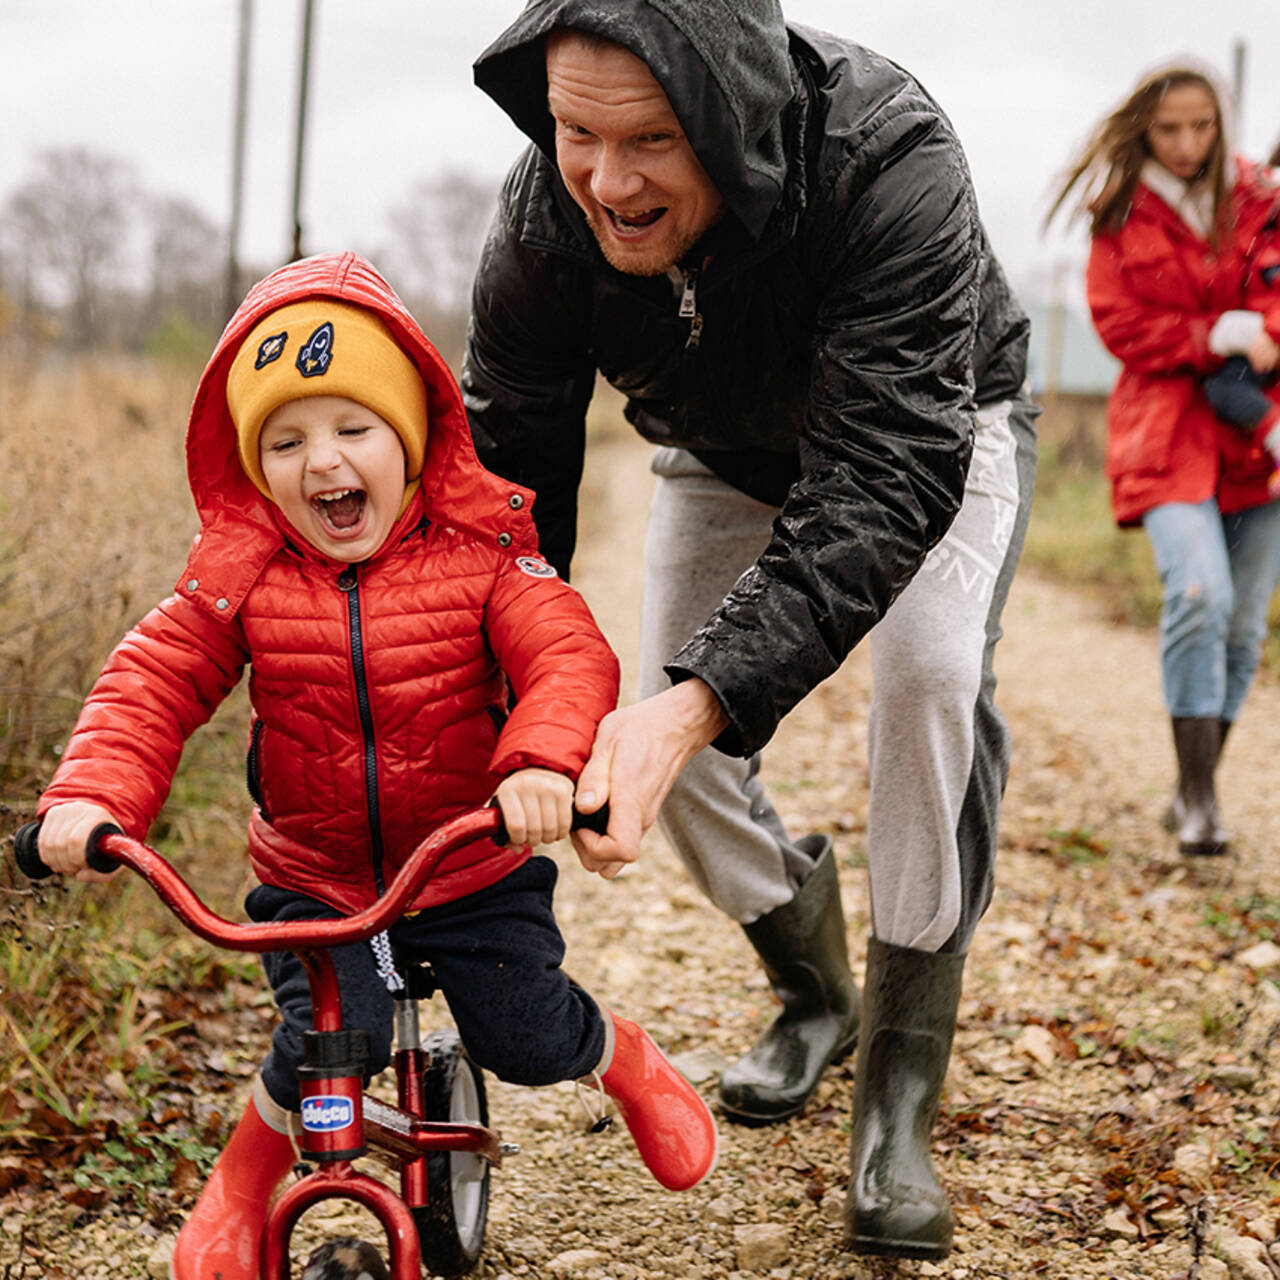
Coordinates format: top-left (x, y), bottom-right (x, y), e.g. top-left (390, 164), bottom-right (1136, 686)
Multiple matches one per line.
top-left (1140, 159), bottom-right (1216, 240)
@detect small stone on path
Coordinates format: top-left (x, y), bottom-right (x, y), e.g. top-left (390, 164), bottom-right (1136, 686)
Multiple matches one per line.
top-left (733, 1223), bottom-right (790, 1272)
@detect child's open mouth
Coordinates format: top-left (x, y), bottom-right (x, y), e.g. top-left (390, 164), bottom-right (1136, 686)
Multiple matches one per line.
top-left (312, 488), bottom-right (367, 532)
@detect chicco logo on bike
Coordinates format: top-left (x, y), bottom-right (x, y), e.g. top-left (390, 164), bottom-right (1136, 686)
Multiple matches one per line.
top-left (302, 1096), bottom-right (355, 1132)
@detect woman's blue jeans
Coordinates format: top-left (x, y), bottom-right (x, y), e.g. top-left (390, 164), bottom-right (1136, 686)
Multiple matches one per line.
top-left (1142, 498), bottom-right (1280, 721)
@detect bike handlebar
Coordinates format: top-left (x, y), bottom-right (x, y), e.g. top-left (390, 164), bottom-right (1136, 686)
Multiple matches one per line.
top-left (15, 820), bottom-right (122, 879)
top-left (11, 803), bottom-right (611, 955)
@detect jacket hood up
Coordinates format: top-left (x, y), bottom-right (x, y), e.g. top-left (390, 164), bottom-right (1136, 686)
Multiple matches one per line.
top-left (473, 0), bottom-right (796, 240)
top-left (179, 252), bottom-right (537, 619)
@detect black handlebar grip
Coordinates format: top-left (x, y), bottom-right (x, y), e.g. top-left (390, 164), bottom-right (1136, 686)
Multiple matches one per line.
top-left (489, 801), bottom-right (611, 847)
top-left (13, 822), bottom-right (51, 880)
top-left (571, 802), bottom-right (611, 837)
top-left (84, 823), bottom-right (125, 873)
top-left (11, 819), bottom-right (123, 880)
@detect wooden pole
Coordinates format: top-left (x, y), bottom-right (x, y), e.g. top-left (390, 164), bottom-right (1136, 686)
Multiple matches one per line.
top-left (226, 0), bottom-right (252, 319)
top-left (1232, 38), bottom-right (1246, 138)
top-left (289, 0), bottom-right (316, 262)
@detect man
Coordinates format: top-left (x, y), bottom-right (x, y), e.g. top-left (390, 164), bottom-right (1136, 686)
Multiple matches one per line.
top-left (464, 0), bottom-right (1035, 1261)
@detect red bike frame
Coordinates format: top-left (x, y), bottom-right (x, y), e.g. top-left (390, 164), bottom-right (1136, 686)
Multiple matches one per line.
top-left (79, 807), bottom-right (509, 1280)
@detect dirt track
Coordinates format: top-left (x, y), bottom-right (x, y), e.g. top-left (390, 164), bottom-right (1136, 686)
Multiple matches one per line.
top-left (6, 425), bottom-right (1280, 1279)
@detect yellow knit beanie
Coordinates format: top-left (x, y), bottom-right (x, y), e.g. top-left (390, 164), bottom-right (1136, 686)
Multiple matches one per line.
top-left (226, 300), bottom-right (428, 498)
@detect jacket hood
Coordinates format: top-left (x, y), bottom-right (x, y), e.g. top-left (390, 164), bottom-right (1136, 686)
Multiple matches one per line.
top-left (179, 252), bottom-right (537, 618)
top-left (473, 0), bottom-right (796, 240)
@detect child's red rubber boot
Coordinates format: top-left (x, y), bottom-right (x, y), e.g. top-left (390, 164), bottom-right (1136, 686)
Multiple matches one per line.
top-left (595, 1011), bottom-right (718, 1191)
top-left (170, 1085), bottom-right (297, 1279)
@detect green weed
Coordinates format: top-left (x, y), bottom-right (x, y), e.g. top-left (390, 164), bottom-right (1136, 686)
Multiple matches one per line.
top-left (72, 1123), bottom-right (223, 1211)
top-left (1201, 892), bottom-right (1280, 943)
top-left (1024, 410), bottom-right (1280, 662)
top-left (1045, 827), bottom-right (1109, 864)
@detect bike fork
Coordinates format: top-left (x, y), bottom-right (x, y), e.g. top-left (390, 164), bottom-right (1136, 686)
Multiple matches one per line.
top-left (260, 1165), bottom-right (423, 1279)
top-left (394, 994), bottom-right (429, 1211)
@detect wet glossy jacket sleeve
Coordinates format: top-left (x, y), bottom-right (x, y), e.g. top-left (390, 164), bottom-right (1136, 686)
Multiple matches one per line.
top-left (668, 110), bottom-right (981, 756)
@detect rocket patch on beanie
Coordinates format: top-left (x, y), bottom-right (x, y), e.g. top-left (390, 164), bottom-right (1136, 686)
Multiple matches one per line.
top-left (296, 322), bottom-right (334, 377)
top-left (226, 301), bottom-right (428, 499)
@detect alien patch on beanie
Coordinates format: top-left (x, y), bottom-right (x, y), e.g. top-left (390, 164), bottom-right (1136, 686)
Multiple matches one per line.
top-left (296, 321), bottom-right (334, 378)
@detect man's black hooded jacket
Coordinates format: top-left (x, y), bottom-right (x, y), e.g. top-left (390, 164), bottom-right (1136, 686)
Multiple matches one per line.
top-left (464, 0), bottom-right (1030, 757)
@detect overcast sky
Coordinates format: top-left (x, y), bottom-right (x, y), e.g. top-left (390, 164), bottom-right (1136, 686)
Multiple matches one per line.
top-left (6, 1), bottom-right (1280, 309)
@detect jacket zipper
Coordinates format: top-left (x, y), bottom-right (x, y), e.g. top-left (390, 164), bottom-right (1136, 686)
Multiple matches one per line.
top-left (246, 718), bottom-right (265, 810)
top-left (338, 564), bottom-right (387, 895)
top-left (677, 263), bottom-right (705, 350)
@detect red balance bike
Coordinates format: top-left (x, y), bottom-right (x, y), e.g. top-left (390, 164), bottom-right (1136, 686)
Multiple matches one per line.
top-left (14, 805), bottom-right (603, 1279)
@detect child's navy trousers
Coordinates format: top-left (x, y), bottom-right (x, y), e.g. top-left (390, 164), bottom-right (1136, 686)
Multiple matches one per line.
top-left (246, 855), bottom-right (606, 1113)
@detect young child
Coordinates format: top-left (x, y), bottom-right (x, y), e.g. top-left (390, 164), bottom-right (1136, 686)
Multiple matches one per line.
top-left (35, 253), bottom-right (717, 1280)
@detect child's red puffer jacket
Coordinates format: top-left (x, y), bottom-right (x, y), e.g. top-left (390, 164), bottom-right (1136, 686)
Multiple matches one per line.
top-left (38, 253), bottom-right (619, 912)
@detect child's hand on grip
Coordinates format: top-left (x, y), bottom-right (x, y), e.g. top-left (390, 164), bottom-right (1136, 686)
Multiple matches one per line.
top-left (38, 801), bottom-right (122, 883)
top-left (494, 768), bottom-right (574, 848)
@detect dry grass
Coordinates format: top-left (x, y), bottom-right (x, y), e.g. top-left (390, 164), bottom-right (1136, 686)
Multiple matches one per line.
top-left (1027, 394), bottom-right (1280, 667)
top-left (0, 353), bottom-right (255, 854)
top-left (1, 353), bottom-right (200, 788)
top-left (1, 353), bottom-right (258, 1151)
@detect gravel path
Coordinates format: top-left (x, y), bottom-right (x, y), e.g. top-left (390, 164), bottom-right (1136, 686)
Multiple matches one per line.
top-left (6, 428), bottom-right (1280, 1280)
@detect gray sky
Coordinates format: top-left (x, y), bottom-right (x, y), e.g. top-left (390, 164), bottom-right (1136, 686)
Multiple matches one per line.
top-left (6, 1), bottom-right (1280, 307)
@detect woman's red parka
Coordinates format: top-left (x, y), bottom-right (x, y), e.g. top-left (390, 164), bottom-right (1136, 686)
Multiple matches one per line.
top-left (1086, 168), bottom-right (1277, 524)
top-left (38, 253), bottom-right (620, 913)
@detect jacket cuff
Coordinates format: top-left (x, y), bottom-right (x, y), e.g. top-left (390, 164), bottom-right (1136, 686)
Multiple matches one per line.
top-left (1209, 310), bottom-right (1264, 356)
top-left (489, 748), bottom-right (582, 780)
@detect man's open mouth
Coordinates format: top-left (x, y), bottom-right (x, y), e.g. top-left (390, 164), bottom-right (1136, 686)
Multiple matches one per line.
top-left (312, 488), bottom-right (366, 531)
top-left (606, 207), bottom-right (667, 232)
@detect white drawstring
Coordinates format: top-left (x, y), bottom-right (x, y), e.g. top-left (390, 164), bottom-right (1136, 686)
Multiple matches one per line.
top-left (369, 929), bottom-right (403, 994)
top-left (574, 1070), bottom-right (613, 1133)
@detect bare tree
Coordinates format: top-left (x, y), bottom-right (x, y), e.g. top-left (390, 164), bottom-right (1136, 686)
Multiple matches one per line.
top-left (3, 147), bottom-right (137, 350)
top-left (143, 195), bottom-right (225, 352)
top-left (384, 168), bottom-right (500, 316)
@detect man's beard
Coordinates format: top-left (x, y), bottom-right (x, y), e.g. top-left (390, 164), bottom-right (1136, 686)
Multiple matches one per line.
top-left (586, 206), bottom-right (720, 277)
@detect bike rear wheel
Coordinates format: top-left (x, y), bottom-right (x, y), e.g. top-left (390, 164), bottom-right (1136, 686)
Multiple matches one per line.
top-left (412, 1029), bottom-right (490, 1277)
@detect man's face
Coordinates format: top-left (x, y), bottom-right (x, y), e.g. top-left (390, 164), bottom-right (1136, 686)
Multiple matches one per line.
top-left (546, 31), bottom-right (725, 276)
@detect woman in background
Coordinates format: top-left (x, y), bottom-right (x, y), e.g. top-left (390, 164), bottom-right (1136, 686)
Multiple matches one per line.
top-left (1050, 66), bottom-right (1280, 857)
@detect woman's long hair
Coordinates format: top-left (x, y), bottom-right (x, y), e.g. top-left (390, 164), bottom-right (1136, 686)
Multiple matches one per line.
top-left (1047, 66), bottom-right (1231, 244)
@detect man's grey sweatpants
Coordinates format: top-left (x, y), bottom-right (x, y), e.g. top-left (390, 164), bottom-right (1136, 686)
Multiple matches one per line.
top-left (638, 393), bottom-right (1038, 954)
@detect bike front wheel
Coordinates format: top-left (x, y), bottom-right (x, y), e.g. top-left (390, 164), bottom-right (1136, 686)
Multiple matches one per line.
top-left (299, 1237), bottom-right (390, 1280)
top-left (413, 1029), bottom-right (490, 1277)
